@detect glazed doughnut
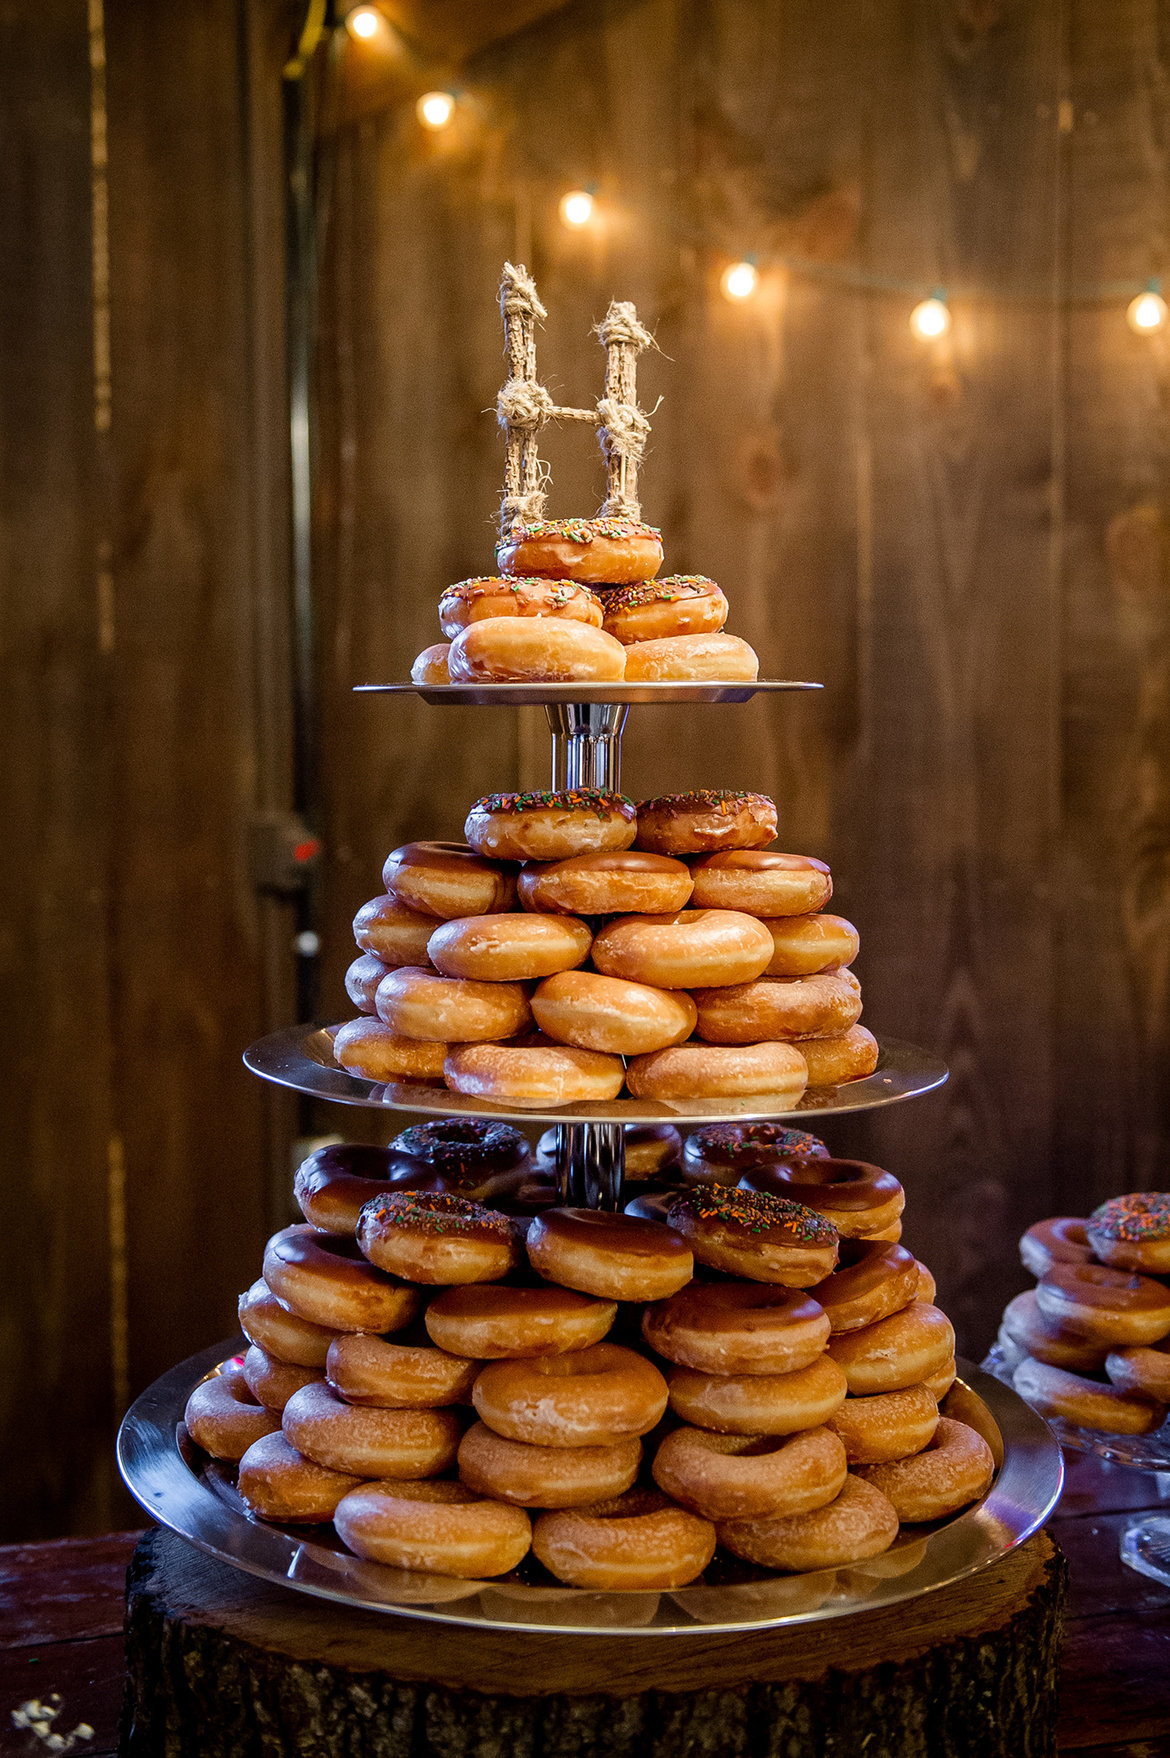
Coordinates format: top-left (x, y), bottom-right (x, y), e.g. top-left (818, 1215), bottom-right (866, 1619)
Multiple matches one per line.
top-left (519, 849), bottom-right (693, 917)
top-left (718, 1474), bottom-right (899, 1570)
top-left (653, 1423), bottom-right (847, 1521)
top-left (183, 1368), bottom-right (280, 1461)
top-left (293, 1143), bottom-right (403, 1236)
top-left (334, 1479), bottom-right (532, 1577)
top-left (923, 1357), bottom-right (957, 1400)
top-left (472, 1343), bottom-right (668, 1447)
top-left (627, 1040), bottom-right (809, 1102)
top-left (666, 1355), bottom-right (848, 1436)
top-left (527, 1207), bottom-right (693, 1302)
top-left (425, 1282), bottom-right (616, 1359)
top-left (437, 575), bottom-right (603, 636)
top-left (635, 790), bottom-right (778, 856)
top-left (622, 631), bottom-right (759, 682)
top-left (856, 1418), bottom-right (995, 1522)
top-left (762, 913), bottom-right (860, 975)
top-left (915, 1262), bottom-right (937, 1304)
top-left (998, 1290), bottom-right (1107, 1372)
top-left (241, 1345), bottom-right (322, 1413)
top-left (352, 894), bottom-right (438, 967)
top-left (693, 972), bottom-right (863, 1045)
top-left (262, 1225), bottom-right (421, 1334)
top-left (642, 1281), bottom-right (831, 1375)
top-left (665, 1187), bottom-right (839, 1287)
top-left (1106, 1339), bottom-right (1170, 1401)
top-left (332, 1019), bottom-right (447, 1083)
top-left (1087, 1193), bottom-right (1170, 1274)
top-left (458, 1420), bottom-right (641, 1508)
top-left (283, 1380), bottom-right (462, 1477)
top-left (800, 1027), bottom-right (880, 1087)
top-left (826, 1302), bottom-right (956, 1394)
top-left (411, 642), bottom-right (451, 684)
top-left (600, 576), bottom-right (728, 643)
top-left (375, 966), bottom-right (531, 1043)
top-left (1019, 1216), bottom-right (1094, 1278)
top-left (533, 1489), bottom-right (714, 1590)
top-left (532, 970), bottom-right (696, 1055)
top-left (1034, 1262), bottom-right (1170, 1345)
top-left (327, 1330), bottom-right (478, 1408)
top-left (238, 1280), bottom-right (339, 1367)
top-left (382, 841), bottom-right (516, 920)
top-left (605, 1122), bottom-right (682, 1180)
top-left (741, 1158), bottom-right (904, 1239)
top-left (809, 1239), bottom-right (920, 1334)
top-left (592, 909), bottom-right (774, 989)
top-left (448, 616), bottom-right (626, 682)
top-left (688, 852), bottom-right (833, 917)
top-left (237, 1430), bottom-right (362, 1522)
top-left (496, 516), bottom-right (664, 585)
top-left (345, 952), bottom-right (390, 1013)
top-left (1013, 1356), bottom-right (1167, 1434)
top-left (427, 912), bottom-right (592, 981)
top-left (826, 1384), bottom-right (939, 1464)
top-left (467, 789), bottom-right (638, 863)
top-left (357, 1191), bottom-right (521, 1285)
top-left (443, 1034), bottom-right (625, 1107)
top-left (682, 1123), bottom-right (829, 1185)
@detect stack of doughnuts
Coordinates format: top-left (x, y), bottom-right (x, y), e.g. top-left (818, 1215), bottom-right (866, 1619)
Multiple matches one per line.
top-left (184, 1124), bottom-right (994, 1590)
top-left (336, 785), bottom-right (879, 1103)
top-left (410, 516), bottom-right (760, 685)
top-left (996, 1192), bottom-right (1170, 1435)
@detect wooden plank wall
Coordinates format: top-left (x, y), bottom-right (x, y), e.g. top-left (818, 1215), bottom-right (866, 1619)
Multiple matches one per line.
top-left (312, 0), bottom-right (1170, 1354)
top-left (4, 0), bottom-right (1170, 1539)
top-left (0, 0), bottom-right (298, 1540)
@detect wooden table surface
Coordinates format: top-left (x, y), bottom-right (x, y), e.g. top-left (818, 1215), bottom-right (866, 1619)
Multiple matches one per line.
top-left (0, 1452), bottom-right (1167, 1758)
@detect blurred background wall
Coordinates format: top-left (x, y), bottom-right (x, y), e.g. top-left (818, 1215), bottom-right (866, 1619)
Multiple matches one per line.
top-left (3, 0), bottom-right (1169, 1538)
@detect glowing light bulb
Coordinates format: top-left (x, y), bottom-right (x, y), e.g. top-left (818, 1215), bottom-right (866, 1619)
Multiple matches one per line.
top-left (559, 190), bottom-right (595, 228)
top-left (721, 261), bottom-right (758, 302)
top-left (417, 91), bottom-right (455, 130)
top-left (910, 296), bottom-right (951, 340)
top-left (1127, 290), bottom-right (1168, 334)
top-left (347, 6), bottom-right (380, 38)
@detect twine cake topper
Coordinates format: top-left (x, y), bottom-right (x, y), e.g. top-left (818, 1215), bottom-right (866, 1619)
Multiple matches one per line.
top-left (496, 262), bottom-right (657, 539)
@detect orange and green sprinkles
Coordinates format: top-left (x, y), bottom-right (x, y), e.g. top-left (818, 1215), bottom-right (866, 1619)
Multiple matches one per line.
top-left (498, 517), bottom-right (662, 547)
top-left (687, 1124), bottom-right (830, 1166)
top-left (362, 1191), bottom-right (514, 1238)
top-left (1090, 1192), bottom-right (1170, 1243)
top-left (667, 1186), bottom-right (837, 1244)
top-left (471, 788), bottom-right (636, 820)
top-left (599, 576), bottom-right (720, 609)
top-left (639, 789), bottom-right (774, 816)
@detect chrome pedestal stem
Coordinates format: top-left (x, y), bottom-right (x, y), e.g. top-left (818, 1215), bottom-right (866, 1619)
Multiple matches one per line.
top-left (546, 700), bottom-right (628, 790)
top-left (554, 1122), bottom-right (625, 1210)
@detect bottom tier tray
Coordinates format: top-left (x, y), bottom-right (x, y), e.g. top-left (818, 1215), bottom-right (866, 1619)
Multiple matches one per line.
top-left (243, 1025), bottom-right (949, 1123)
top-left (118, 1341), bottom-right (1062, 1638)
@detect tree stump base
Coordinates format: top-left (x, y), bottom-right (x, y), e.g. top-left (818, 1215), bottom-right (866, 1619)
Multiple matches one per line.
top-left (122, 1524), bottom-right (1066, 1758)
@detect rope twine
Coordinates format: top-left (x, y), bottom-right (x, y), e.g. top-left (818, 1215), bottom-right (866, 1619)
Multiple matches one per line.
top-left (496, 270), bottom-right (658, 534)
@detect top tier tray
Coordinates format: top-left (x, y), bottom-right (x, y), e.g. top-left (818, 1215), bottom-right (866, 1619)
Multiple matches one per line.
top-left (355, 680), bottom-right (822, 706)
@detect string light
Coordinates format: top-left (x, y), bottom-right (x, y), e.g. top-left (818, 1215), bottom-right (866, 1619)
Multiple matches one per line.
top-left (346, 6), bottom-right (381, 38)
top-left (1127, 283), bottom-right (1168, 334)
top-left (909, 293), bottom-right (950, 340)
top-left (721, 260), bottom-right (758, 302)
top-left (559, 190), bottom-right (595, 228)
top-left (417, 91), bottom-right (455, 130)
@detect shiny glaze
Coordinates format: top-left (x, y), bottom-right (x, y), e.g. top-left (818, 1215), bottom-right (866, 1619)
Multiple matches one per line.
top-left (294, 1144), bottom-right (408, 1233)
top-left (1019, 1216), bottom-right (1094, 1277)
top-left (528, 1206), bottom-right (690, 1263)
top-left (744, 1158), bottom-right (903, 1214)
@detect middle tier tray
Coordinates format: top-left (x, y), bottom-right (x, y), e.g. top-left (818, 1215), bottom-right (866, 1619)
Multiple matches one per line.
top-left (244, 1024), bottom-right (948, 1125)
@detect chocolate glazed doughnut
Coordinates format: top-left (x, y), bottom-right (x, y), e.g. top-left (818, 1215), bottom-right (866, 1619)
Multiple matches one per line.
top-left (294, 1143), bottom-right (409, 1236)
top-left (740, 1158), bottom-right (905, 1239)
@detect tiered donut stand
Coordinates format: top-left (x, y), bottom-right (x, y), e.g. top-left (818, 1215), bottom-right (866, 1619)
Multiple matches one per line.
top-left (117, 274), bottom-right (1067, 1758)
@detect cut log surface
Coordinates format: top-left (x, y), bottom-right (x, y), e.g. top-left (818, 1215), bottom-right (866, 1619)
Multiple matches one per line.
top-left (122, 1524), bottom-right (1066, 1758)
